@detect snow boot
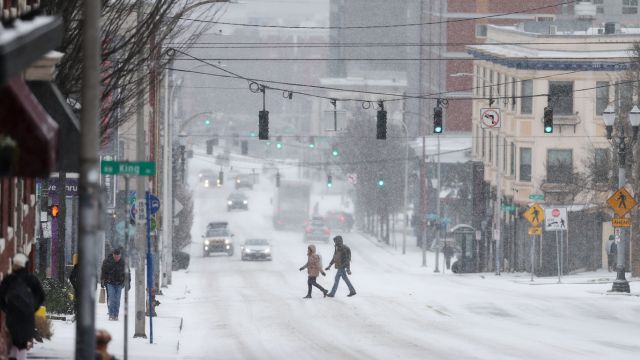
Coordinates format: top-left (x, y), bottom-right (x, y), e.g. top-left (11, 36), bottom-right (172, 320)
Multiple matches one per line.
top-left (303, 295), bottom-right (312, 299)
top-left (348, 291), bottom-right (357, 297)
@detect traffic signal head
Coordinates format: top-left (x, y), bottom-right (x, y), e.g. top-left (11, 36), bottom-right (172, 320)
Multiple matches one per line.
top-left (327, 175), bottom-right (333, 188)
top-left (433, 106), bottom-right (443, 134)
top-left (49, 204), bottom-right (60, 217)
top-left (331, 148), bottom-right (339, 157)
top-left (206, 139), bottom-right (214, 155)
top-left (218, 171), bottom-right (224, 186)
top-left (241, 140), bottom-right (248, 155)
top-left (204, 119), bottom-right (211, 125)
top-left (276, 172), bottom-right (281, 187)
top-left (377, 178), bottom-right (385, 187)
top-left (276, 136), bottom-right (283, 149)
top-left (258, 110), bottom-right (269, 140)
top-left (308, 136), bottom-right (315, 149)
top-left (543, 107), bottom-right (553, 133)
top-left (376, 110), bottom-right (387, 140)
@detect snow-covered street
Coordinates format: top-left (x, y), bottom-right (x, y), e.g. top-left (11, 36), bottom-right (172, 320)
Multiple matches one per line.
top-left (31, 154), bottom-right (640, 360)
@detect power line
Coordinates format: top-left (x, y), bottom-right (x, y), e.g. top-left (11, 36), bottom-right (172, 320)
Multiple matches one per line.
top-left (177, 0), bottom-right (576, 30)
top-left (172, 57), bottom-right (633, 62)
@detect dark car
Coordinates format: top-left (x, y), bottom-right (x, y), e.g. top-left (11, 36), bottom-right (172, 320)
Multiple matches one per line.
top-left (227, 191), bottom-right (249, 211)
top-left (202, 222), bottom-right (234, 256)
top-left (325, 211), bottom-right (354, 232)
top-left (241, 238), bottom-right (272, 261)
top-left (235, 174), bottom-right (254, 190)
top-left (304, 216), bottom-right (331, 242)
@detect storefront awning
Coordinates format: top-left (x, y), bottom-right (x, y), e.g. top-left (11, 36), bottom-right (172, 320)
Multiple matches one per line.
top-left (28, 81), bottom-right (80, 173)
top-left (0, 77), bottom-right (58, 177)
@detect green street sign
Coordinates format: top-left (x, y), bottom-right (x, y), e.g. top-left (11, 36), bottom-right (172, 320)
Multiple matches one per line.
top-left (101, 161), bottom-right (156, 176)
top-left (501, 204), bottom-right (516, 212)
top-left (528, 194), bottom-right (545, 201)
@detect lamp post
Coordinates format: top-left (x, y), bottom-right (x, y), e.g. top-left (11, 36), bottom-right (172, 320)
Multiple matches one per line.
top-left (602, 104), bottom-right (640, 293)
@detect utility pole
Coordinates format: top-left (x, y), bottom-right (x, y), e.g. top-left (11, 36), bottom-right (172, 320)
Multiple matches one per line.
top-left (134, 3), bottom-right (147, 339)
top-left (419, 0), bottom-right (427, 268)
top-left (161, 66), bottom-right (173, 288)
top-left (76, 0), bottom-right (100, 357)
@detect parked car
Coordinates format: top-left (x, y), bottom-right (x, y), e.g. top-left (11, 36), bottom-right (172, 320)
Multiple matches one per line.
top-left (325, 211), bottom-right (354, 232)
top-left (241, 238), bottom-right (272, 261)
top-left (227, 191), bottom-right (249, 211)
top-left (304, 216), bottom-right (331, 242)
top-left (202, 222), bottom-right (234, 256)
top-left (235, 174), bottom-right (254, 190)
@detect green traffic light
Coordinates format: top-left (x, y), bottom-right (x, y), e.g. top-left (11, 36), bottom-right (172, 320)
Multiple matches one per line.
top-left (434, 126), bottom-right (442, 133)
top-left (276, 143), bottom-right (283, 149)
top-left (377, 179), bottom-right (385, 187)
top-left (309, 143), bottom-right (315, 149)
top-left (544, 126), bottom-right (553, 133)
top-left (327, 182), bottom-right (333, 188)
top-left (204, 119), bottom-right (211, 125)
top-left (332, 149), bottom-right (339, 156)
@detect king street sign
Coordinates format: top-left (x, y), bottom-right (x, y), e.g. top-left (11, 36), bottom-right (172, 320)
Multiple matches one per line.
top-left (101, 161), bottom-right (156, 176)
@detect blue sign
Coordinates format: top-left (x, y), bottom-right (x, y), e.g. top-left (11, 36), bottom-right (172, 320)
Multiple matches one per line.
top-left (148, 193), bottom-right (160, 215)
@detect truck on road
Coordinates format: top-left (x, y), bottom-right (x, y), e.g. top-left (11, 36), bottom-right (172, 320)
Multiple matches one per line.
top-left (273, 180), bottom-right (311, 230)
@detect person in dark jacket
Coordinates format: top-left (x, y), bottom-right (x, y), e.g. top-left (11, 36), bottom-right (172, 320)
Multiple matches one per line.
top-left (0, 253), bottom-right (45, 360)
top-left (442, 243), bottom-right (454, 270)
top-left (299, 244), bottom-right (328, 298)
top-left (325, 235), bottom-right (356, 297)
top-left (101, 248), bottom-right (125, 321)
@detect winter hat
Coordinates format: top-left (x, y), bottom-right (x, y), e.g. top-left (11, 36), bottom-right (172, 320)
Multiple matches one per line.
top-left (333, 236), bottom-right (343, 245)
top-left (112, 248), bottom-right (122, 256)
top-left (13, 253), bottom-right (28, 269)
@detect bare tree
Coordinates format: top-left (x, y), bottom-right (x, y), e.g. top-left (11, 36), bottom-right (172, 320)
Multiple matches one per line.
top-left (43, 0), bottom-right (228, 142)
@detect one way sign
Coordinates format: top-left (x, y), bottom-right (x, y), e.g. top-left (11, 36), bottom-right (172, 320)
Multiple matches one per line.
top-left (544, 207), bottom-right (568, 231)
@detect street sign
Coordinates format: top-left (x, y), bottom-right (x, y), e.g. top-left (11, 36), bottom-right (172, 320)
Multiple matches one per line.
top-left (150, 217), bottom-right (157, 232)
top-left (174, 200), bottom-right (184, 216)
top-left (501, 204), bottom-right (516, 212)
top-left (136, 200), bottom-right (146, 224)
top-left (100, 161), bottom-right (156, 176)
top-left (148, 194), bottom-right (160, 215)
top-left (41, 222), bottom-right (52, 238)
top-left (523, 203), bottom-right (544, 226)
top-left (544, 207), bottom-right (568, 231)
top-left (607, 187), bottom-right (637, 217)
top-left (528, 194), bottom-right (545, 201)
top-left (612, 218), bottom-right (631, 228)
top-left (40, 211), bottom-right (48, 222)
top-left (480, 108), bottom-right (501, 129)
top-left (528, 227), bottom-right (542, 235)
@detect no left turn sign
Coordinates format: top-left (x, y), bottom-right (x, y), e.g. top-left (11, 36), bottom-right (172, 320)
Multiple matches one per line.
top-left (480, 108), bottom-right (501, 129)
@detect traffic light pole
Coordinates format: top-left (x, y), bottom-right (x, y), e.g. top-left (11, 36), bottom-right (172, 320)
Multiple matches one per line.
top-left (123, 176), bottom-right (130, 360)
top-left (613, 135), bottom-right (630, 292)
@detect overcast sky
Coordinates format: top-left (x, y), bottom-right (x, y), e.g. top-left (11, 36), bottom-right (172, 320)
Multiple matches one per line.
top-left (220, 0), bottom-right (329, 25)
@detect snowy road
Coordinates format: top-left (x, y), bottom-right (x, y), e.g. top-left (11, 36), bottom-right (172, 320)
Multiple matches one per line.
top-left (174, 156), bottom-right (640, 360)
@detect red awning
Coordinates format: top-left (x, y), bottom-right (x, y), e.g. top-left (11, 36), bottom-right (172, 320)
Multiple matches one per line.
top-left (0, 76), bottom-right (58, 177)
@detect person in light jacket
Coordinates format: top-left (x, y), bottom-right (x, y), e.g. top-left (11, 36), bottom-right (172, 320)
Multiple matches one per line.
top-left (299, 244), bottom-right (328, 298)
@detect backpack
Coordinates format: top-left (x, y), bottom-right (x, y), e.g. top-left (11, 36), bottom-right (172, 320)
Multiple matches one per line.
top-left (6, 279), bottom-right (35, 314)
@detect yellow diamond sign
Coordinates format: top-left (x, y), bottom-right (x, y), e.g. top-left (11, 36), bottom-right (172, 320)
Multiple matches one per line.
top-left (607, 187), bottom-right (637, 217)
top-left (523, 203), bottom-right (544, 226)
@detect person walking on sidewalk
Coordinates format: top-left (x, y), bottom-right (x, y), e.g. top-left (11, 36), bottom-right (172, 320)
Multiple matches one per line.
top-left (442, 243), bottom-right (454, 270)
top-left (325, 235), bottom-right (356, 297)
top-left (606, 235), bottom-right (617, 272)
top-left (299, 244), bottom-right (328, 298)
top-left (0, 253), bottom-right (45, 360)
top-left (101, 248), bottom-right (125, 321)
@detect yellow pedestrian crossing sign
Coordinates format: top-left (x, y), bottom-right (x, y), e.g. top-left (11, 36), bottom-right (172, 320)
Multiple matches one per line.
top-left (607, 187), bottom-right (637, 217)
top-left (523, 203), bottom-right (544, 226)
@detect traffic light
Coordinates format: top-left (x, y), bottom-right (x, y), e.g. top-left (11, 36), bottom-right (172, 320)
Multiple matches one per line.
top-left (276, 171), bottom-right (281, 187)
top-left (308, 136), bottom-right (315, 149)
top-left (258, 110), bottom-right (269, 140)
top-left (377, 178), bottom-right (385, 187)
top-left (433, 106), bottom-right (443, 134)
top-left (218, 170), bottom-right (224, 186)
top-left (331, 148), bottom-right (339, 157)
top-left (327, 175), bottom-right (333, 188)
top-left (543, 106), bottom-right (553, 133)
top-left (204, 119), bottom-right (211, 125)
top-left (206, 139), bottom-right (214, 155)
top-left (376, 109), bottom-right (387, 140)
top-left (241, 140), bottom-right (248, 155)
top-left (276, 136), bottom-right (283, 149)
top-left (49, 204), bottom-right (60, 218)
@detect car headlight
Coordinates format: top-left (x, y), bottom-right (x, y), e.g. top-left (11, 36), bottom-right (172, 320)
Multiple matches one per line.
top-left (204, 240), bottom-right (210, 245)
top-left (243, 200), bottom-right (248, 205)
top-left (204, 180), bottom-right (209, 187)
top-left (227, 201), bottom-right (233, 205)
top-left (244, 248), bottom-right (252, 253)
top-left (225, 239), bottom-right (231, 244)
top-left (265, 248), bottom-right (270, 253)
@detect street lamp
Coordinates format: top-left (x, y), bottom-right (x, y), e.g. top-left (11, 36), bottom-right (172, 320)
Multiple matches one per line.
top-left (601, 104), bottom-right (640, 293)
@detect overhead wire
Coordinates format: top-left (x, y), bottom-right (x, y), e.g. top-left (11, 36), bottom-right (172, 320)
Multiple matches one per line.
top-left (177, 0), bottom-right (577, 30)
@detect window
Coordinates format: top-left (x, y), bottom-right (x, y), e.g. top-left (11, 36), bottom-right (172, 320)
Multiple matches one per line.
top-left (549, 81), bottom-right (574, 116)
top-left (490, 70), bottom-right (494, 98)
top-left (489, 132), bottom-right (493, 164)
top-left (616, 81), bottom-right (634, 109)
top-left (593, 0), bottom-right (603, 3)
top-left (623, 0), bottom-right (638, 14)
top-left (510, 143), bottom-right (515, 176)
top-left (476, 24), bottom-right (487, 37)
top-left (623, 0), bottom-right (638, 5)
top-left (502, 75), bottom-right (508, 102)
top-left (482, 129), bottom-right (486, 158)
top-left (593, 148), bottom-right (610, 181)
top-left (596, 7), bottom-right (604, 13)
top-left (596, 81), bottom-right (609, 116)
top-left (521, 80), bottom-right (533, 114)
top-left (622, 7), bottom-right (638, 14)
top-left (536, 16), bottom-right (555, 22)
top-left (503, 139), bottom-right (508, 172)
top-left (519, 148), bottom-right (532, 182)
top-left (475, 66), bottom-right (480, 95)
top-left (547, 149), bottom-right (573, 183)
top-left (482, 68), bottom-right (487, 97)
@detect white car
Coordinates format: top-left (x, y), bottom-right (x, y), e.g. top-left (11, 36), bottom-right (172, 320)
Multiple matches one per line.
top-left (241, 239), bottom-right (272, 261)
top-left (203, 222), bottom-right (234, 256)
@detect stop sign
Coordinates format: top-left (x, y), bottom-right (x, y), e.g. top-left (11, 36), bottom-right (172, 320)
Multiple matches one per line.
top-left (552, 208), bottom-right (560, 217)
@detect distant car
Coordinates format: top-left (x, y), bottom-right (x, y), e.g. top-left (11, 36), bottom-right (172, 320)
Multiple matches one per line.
top-left (241, 238), bottom-right (272, 261)
top-left (304, 216), bottom-right (331, 242)
top-left (202, 222), bottom-right (234, 256)
top-left (235, 174), bottom-right (254, 190)
top-left (227, 191), bottom-right (249, 211)
top-left (198, 169), bottom-right (218, 188)
top-left (325, 211), bottom-right (354, 232)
